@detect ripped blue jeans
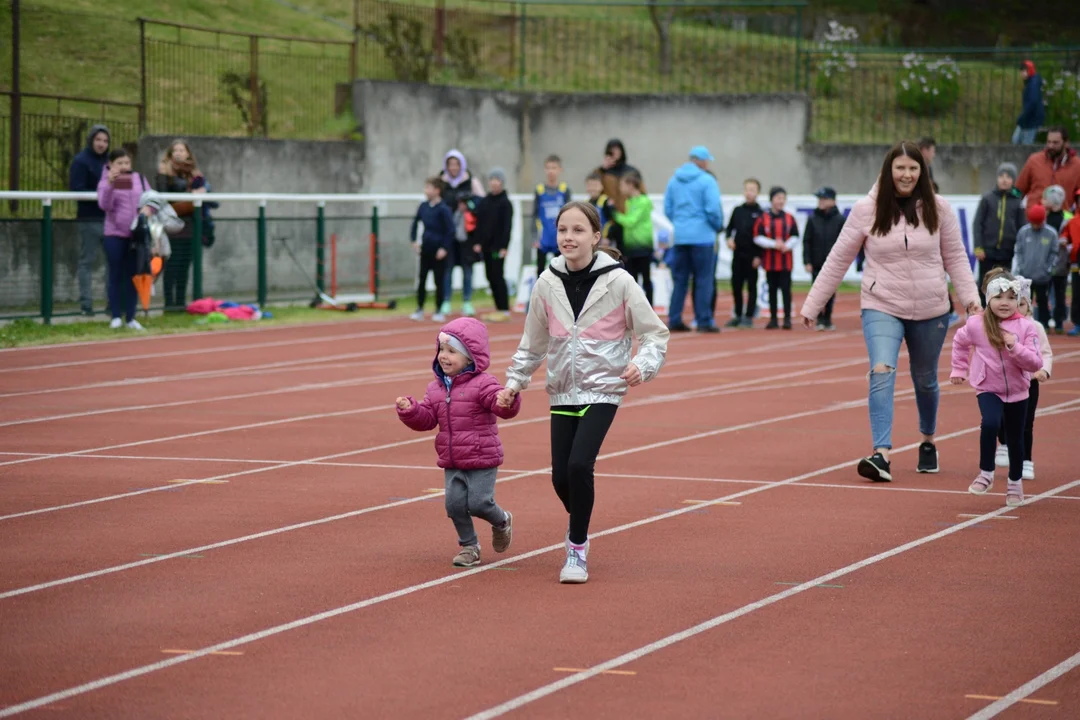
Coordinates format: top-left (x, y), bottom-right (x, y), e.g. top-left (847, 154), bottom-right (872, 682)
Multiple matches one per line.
top-left (861, 309), bottom-right (950, 450)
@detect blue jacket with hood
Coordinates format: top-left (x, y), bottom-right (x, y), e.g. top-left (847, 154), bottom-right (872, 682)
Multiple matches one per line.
top-left (663, 162), bottom-right (723, 246)
top-left (69, 124), bottom-right (110, 220)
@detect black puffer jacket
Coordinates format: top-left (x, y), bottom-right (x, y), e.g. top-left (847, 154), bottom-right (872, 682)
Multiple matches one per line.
top-left (973, 187), bottom-right (1025, 259)
top-left (802, 206), bottom-right (846, 268)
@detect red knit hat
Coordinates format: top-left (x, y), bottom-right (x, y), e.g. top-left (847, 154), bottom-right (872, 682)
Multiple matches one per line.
top-left (1022, 60), bottom-right (1037, 76)
top-left (1026, 203), bottom-right (1046, 224)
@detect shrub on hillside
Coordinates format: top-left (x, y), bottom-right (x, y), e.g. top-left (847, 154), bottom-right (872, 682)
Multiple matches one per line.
top-left (896, 53), bottom-right (960, 116)
top-left (814, 21), bottom-right (858, 98)
top-left (1044, 70), bottom-right (1080, 140)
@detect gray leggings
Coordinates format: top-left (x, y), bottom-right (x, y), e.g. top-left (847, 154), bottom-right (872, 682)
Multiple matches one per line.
top-left (444, 467), bottom-right (506, 547)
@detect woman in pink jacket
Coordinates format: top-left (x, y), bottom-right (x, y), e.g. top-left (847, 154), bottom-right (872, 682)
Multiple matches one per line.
top-left (396, 317), bottom-right (521, 568)
top-left (800, 141), bottom-right (980, 482)
top-left (97, 148), bottom-right (150, 331)
top-left (950, 270), bottom-right (1043, 507)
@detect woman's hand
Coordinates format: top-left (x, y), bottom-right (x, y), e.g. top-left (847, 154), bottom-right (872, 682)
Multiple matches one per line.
top-left (620, 363), bottom-right (642, 387)
top-left (473, 244), bottom-right (482, 255)
top-left (498, 249), bottom-right (507, 259)
top-left (496, 388), bottom-right (518, 408)
top-left (751, 257), bottom-right (760, 269)
top-left (966, 301), bottom-right (982, 316)
top-left (435, 248), bottom-right (448, 261)
top-left (106, 165), bottom-right (120, 184)
top-left (801, 316), bottom-right (816, 330)
top-left (950, 376), bottom-right (967, 385)
top-left (395, 397), bottom-right (412, 411)
top-left (805, 263), bottom-right (813, 274)
top-left (1034, 370), bottom-right (1049, 382)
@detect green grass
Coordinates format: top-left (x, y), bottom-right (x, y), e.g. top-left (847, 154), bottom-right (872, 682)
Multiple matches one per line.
top-left (0, 303), bottom-right (407, 348)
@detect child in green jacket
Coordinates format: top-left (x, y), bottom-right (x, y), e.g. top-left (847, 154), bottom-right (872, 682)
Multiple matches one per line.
top-left (614, 171), bottom-right (655, 305)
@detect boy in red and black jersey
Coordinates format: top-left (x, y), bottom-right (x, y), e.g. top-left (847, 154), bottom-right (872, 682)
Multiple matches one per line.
top-left (753, 186), bottom-right (799, 329)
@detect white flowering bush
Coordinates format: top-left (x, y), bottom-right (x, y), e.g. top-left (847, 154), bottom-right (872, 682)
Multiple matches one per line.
top-left (815, 21), bottom-right (858, 98)
top-left (896, 53), bottom-right (961, 116)
top-left (1044, 70), bottom-right (1080, 140)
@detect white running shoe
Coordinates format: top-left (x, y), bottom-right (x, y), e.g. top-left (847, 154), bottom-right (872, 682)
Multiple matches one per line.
top-left (1022, 461), bottom-right (1035, 481)
top-left (559, 548), bottom-right (588, 584)
top-left (109, 318), bottom-right (122, 329)
top-left (127, 320), bottom-right (145, 331)
top-left (995, 445), bottom-right (1009, 468)
top-left (409, 310), bottom-right (424, 321)
top-left (432, 312), bottom-right (446, 322)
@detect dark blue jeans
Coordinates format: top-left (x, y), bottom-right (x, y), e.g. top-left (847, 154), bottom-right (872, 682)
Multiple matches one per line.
top-left (669, 244), bottom-right (715, 328)
top-left (103, 236), bottom-right (137, 322)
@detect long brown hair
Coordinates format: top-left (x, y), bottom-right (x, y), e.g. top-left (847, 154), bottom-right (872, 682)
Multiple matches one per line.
top-left (162, 140), bottom-right (200, 179)
top-left (980, 267), bottom-right (1015, 351)
top-left (556, 201), bottom-right (623, 263)
top-left (871, 140), bottom-right (939, 237)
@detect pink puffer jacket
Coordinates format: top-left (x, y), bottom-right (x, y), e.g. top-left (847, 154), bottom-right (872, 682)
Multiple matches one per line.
top-left (950, 314), bottom-right (1043, 402)
top-left (801, 186), bottom-right (980, 322)
top-left (397, 317), bottom-right (521, 469)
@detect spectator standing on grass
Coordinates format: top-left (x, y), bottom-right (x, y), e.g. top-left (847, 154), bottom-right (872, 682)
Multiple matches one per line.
top-left (799, 140), bottom-right (980, 483)
top-left (973, 162), bottom-right (1026, 302)
top-left (473, 168), bottom-right (513, 321)
top-left (663, 146), bottom-right (724, 333)
top-left (497, 202), bottom-right (668, 584)
top-left (1017, 127), bottom-right (1080, 210)
top-left (802, 186), bottom-right (846, 331)
top-left (69, 124), bottom-right (111, 317)
top-left (724, 178), bottom-right (764, 328)
top-left (438, 150), bottom-right (486, 318)
top-left (97, 148), bottom-right (150, 332)
top-left (155, 140), bottom-right (206, 311)
top-left (1013, 61), bottom-right (1045, 146)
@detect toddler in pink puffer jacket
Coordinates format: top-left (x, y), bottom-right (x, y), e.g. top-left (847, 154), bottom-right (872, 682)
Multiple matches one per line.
top-left (396, 317), bottom-right (521, 568)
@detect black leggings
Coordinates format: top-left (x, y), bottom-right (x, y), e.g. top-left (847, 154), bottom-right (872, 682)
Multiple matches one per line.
top-left (997, 379), bottom-right (1039, 462)
top-left (482, 252), bottom-right (509, 311)
top-left (550, 403), bottom-right (618, 545)
top-left (731, 255), bottom-right (757, 319)
top-left (766, 270), bottom-right (792, 322)
top-left (625, 255), bottom-right (653, 305)
top-left (979, 393), bottom-right (1028, 480)
top-left (417, 247), bottom-right (447, 311)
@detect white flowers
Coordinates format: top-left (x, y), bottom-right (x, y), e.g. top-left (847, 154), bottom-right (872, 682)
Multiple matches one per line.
top-left (896, 53), bottom-right (961, 115)
top-left (816, 21), bottom-right (858, 94)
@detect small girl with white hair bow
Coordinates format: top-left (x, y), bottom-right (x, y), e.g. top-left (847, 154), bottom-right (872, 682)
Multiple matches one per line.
top-left (950, 268), bottom-right (1044, 506)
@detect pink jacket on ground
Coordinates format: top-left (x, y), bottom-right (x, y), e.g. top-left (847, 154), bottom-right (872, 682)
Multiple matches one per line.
top-left (800, 186), bottom-right (980, 322)
top-left (950, 314), bottom-right (1044, 402)
top-left (397, 317), bottom-right (521, 470)
top-left (97, 170), bottom-right (147, 238)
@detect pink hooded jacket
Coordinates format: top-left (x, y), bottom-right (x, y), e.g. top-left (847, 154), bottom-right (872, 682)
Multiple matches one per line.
top-left (397, 317), bottom-right (521, 469)
top-left (97, 169), bottom-right (148, 238)
top-left (950, 314), bottom-right (1043, 402)
top-left (801, 186), bottom-right (980, 322)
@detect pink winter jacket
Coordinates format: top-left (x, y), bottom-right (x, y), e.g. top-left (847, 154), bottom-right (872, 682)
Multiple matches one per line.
top-left (397, 317), bottom-right (521, 470)
top-left (801, 187), bottom-right (980, 322)
top-left (97, 169), bottom-right (147, 239)
top-left (950, 314), bottom-right (1044, 402)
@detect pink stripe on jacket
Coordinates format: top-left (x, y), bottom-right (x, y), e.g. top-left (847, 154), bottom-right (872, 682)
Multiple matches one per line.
top-left (950, 315), bottom-right (1044, 402)
top-left (800, 186), bottom-right (980, 322)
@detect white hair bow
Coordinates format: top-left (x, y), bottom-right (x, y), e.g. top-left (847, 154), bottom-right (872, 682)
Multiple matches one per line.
top-left (985, 276), bottom-right (1021, 300)
top-left (1014, 276), bottom-right (1033, 304)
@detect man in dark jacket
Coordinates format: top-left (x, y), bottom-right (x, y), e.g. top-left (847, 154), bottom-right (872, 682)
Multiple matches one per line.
top-left (1013, 60), bottom-right (1045, 145)
top-left (973, 162), bottom-right (1026, 301)
top-left (723, 178), bottom-right (763, 328)
top-left (472, 168), bottom-right (514, 319)
top-left (68, 124), bottom-right (110, 315)
top-left (802, 187), bottom-right (846, 330)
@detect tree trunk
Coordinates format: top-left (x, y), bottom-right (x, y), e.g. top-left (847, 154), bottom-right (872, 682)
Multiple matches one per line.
top-left (648, 1), bottom-right (677, 77)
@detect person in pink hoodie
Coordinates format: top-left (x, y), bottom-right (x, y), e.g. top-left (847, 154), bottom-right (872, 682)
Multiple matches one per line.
top-left (396, 317), bottom-right (521, 568)
top-left (800, 140), bottom-right (981, 483)
top-left (97, 148), bottom-right (150, 331)
top-left (950, 269), bottom-right (1044, 507)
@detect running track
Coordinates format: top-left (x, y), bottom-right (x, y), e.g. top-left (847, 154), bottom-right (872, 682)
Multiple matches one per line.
top-left (1, 294), bottom-right (1078, 719)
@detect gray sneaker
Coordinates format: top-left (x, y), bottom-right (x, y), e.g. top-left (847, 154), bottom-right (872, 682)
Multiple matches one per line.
top-left (492, 512), bottom-right (513, 553)
top-left (453, 545), bottom-right (481, 567)
top-left (559, 548), bottom-right (588, 583)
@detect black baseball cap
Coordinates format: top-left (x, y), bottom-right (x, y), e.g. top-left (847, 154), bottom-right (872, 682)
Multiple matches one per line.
top-left (814, 186), bottom-right (837, 200)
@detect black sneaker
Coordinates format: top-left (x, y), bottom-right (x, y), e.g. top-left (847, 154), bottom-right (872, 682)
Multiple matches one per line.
top-left (857, 452), bottom-right (892, 482)
top-left (725, 318), bottom-right (741, 328)
top-left (669, 322), bottom-right (692, 333)
top-left (916, 442), bottom-right (939, 474)
top-left (697, 325), bottom-right (721, 334)
top-left (782, 319), bottom-right (792, 330)
top-left (765, 319), bottom-right (780, 330)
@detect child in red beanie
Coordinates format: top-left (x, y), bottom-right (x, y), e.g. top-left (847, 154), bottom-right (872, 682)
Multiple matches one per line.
top-left (1013, 204), bottom-right (1060, 327)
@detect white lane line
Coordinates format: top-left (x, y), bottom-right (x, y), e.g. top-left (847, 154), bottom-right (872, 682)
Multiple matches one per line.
top-left (964, 650), bottom-right (1080, 719)
top-left (463, 477), bottom-right (1080, 720)
top-left (2, 439), bottom-right (1072, 718)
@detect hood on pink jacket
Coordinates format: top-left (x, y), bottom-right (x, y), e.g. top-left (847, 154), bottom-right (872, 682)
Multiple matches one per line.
top-left (432, 316), bottom-right (491, 377)
top-left (800, 185), bottom-right (980, 322)
top-left (950, 314), bottom-right (1044, 402)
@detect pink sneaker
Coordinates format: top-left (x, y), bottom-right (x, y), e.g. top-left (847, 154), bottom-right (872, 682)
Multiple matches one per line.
top-left (1006, 480), bottom-right (1024, 508)
top-left (968, 471), bottom-right (994, 496)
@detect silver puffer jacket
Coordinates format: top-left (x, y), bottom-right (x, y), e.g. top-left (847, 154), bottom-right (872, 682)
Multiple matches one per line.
top-left (506, 252), bottom-right (669, 406)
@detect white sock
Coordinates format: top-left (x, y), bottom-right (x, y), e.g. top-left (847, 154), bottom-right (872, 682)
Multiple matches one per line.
top-left (980, 470), bottom-right (994, 480)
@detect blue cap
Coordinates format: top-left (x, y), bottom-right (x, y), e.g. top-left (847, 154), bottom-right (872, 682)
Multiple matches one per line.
top-left (689, 145), bottom-right (714, 162)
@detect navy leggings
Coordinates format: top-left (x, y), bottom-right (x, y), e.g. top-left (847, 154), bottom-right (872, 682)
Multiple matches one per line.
top-left (103, 236), bottom-right (137, 322)
top-left (978, 393), bottom-right (1027, 481)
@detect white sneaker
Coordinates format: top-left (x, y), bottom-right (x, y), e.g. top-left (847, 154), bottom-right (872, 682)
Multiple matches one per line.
top-left (126, 320), bottom-right (145, 331)
top-left (995, 445), bottom-right (1009, 468)
top-left (1022, 461), bottom-right (1035, 481)
top-left (432, 313), bottom-right (446, 322)
top-left (559, 548), bottom-right (588, 584)
top-left (409, 310), bottom-right (424, 321)
top-left (109, 318), bottom-right (122, 330)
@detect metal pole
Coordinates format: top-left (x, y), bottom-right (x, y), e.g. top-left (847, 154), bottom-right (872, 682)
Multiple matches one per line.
top-left (257, 201), bottom-right (267, 307)
top-left (40, 199), bottom-right (53, 324)
top-left (9, 0), bottom-right (22, 213)
top-left (434, 0), bottom-right (445, 66)
top-left (370, 206), bottom-right (379, 300)
top-left (192, 201), bottom-right (204, 300)
top-left (139, 19), bottom-right (148, 134)
top-left (316, 202), bottom-right (326, 294)
top-left (350, 0), bottom-right (359, 84)
top-left (793, 7), bottom-right (803, 92)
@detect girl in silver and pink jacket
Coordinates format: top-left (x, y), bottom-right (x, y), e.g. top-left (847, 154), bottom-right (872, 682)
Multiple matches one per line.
top-left (950, 270), bottom-right (1043, 507)
top-left (498, 201), bottom-right (669, 585)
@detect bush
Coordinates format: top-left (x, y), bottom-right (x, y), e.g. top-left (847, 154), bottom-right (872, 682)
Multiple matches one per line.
top-left (896, 53), bottom-right (961, 116)
top-left (1043, 70), bottom-right (1080, 141)
top-left (814, 21), bottom-right (858, 99)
